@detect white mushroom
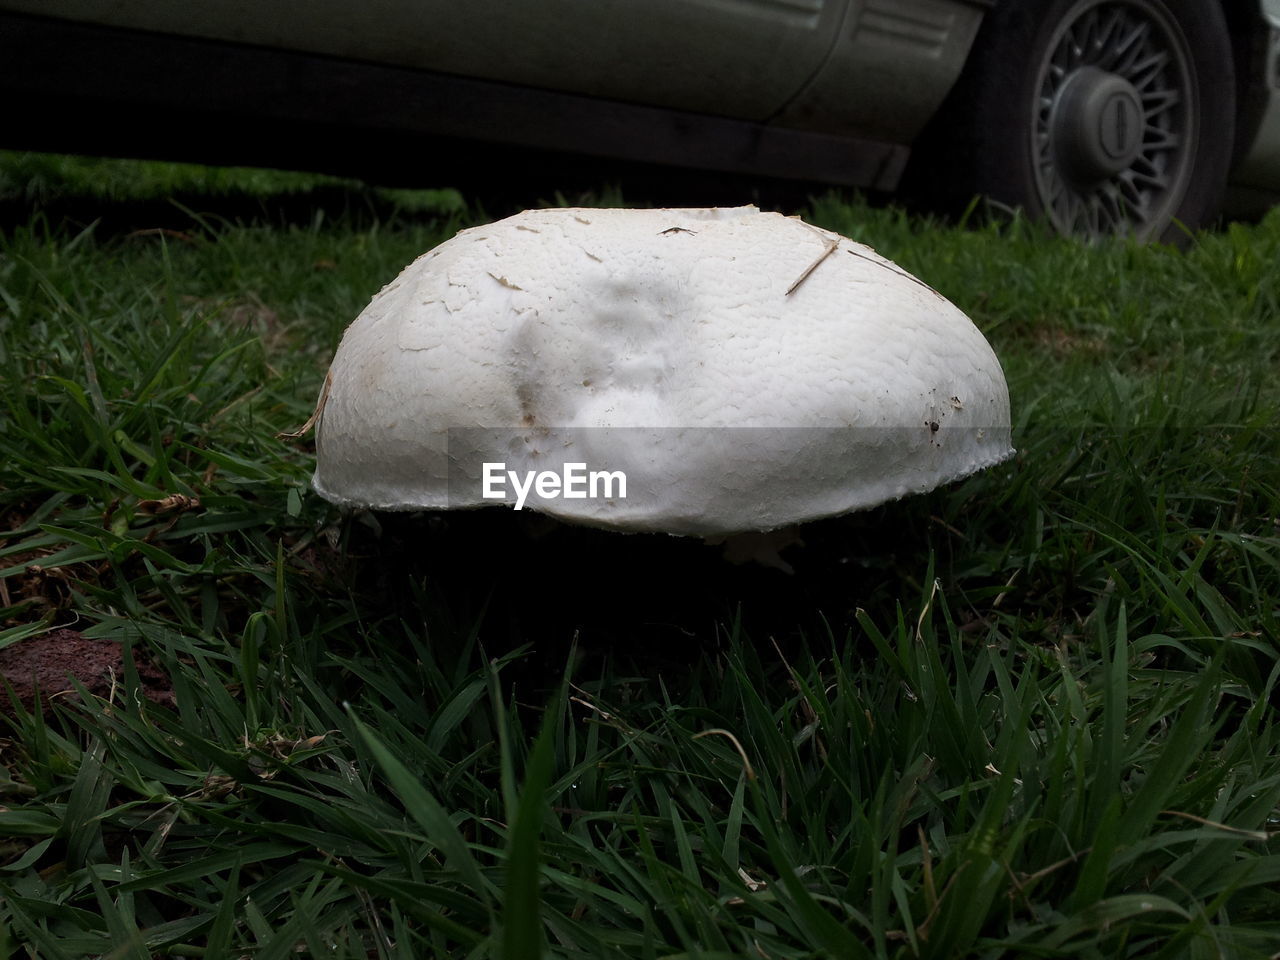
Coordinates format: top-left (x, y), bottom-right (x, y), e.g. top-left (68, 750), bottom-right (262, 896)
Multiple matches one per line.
top-left (312, 206), bottom-right (1013, 536)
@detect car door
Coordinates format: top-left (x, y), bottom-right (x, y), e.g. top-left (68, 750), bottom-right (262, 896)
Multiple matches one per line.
top-left (422, 0), bottom-right (850, 120)
top-left (10, 0), bottom-right (849, 121)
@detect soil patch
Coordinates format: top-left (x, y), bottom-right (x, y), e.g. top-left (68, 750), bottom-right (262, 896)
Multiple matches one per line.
top-left (0, 628), bottom-right (174, 718)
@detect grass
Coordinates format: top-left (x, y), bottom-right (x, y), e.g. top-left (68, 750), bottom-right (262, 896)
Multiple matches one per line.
top-left (0, 152), bottom-right (1278, 958)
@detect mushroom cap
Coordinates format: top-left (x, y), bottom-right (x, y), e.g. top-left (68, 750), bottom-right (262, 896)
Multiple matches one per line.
top-left (313, 206), bottom-right (1013, 535)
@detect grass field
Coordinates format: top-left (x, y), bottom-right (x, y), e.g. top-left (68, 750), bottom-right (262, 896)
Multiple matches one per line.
top-left (1, 152), bottom-right (1278, 958)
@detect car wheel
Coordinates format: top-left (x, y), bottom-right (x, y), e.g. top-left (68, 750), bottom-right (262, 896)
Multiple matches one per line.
top-left (909, 0), bottom-right (1235, 242)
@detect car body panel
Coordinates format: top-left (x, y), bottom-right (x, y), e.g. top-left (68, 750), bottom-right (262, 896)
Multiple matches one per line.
top-left (0, 10), bottom-right (912, 192)
top-left (1231, 22), bottom-right (1280, 195)
top-left (4, 0), bottom-right (847, 120)
top-left (1226, 0), bottom-right (1280, 205)
top-left (2, 0), bottom-right (992, 141)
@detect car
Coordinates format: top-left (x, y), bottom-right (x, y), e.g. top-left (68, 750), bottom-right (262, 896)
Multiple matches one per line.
top-left (3, 0), bottom-right (1278, 241)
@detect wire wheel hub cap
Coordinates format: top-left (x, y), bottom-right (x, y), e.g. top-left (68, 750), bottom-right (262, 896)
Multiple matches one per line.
top-left (1032, 0), bottom-right (1196, 238)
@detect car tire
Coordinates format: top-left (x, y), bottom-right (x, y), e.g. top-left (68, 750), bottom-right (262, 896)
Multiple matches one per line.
top-left (906, 0), bottom-right (1236, 242)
